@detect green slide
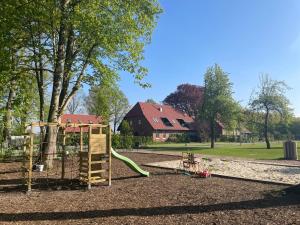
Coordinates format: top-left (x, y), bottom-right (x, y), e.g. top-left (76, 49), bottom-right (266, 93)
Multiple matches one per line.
top-left (111, 148), bottom-right (150, 177)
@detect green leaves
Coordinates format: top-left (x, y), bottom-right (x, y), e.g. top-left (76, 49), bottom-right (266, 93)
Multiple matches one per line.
top-left (249, 74), bottom-right (292, 148)
top-left (86, 82), bottom-right (130, 131)
top-left (249, 74), bottom-right (291, 118)
top-left (200, 64), bottom-right (239, 148)
top-left (201, 64), bottom-right (237, 125)
top-left (0, 0), bottom-right (161, 124)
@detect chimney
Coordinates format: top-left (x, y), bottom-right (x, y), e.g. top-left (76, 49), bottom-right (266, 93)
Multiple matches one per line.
top-left (159, 107), bottom-right (163, 112)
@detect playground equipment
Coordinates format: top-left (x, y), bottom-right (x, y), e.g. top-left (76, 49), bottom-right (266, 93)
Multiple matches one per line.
top-left (21, 122), bottom-right (149, 192)
top-left (179, 152), bottom-right (210, 177)
top-left (111, 149), bottom-right (149, 177)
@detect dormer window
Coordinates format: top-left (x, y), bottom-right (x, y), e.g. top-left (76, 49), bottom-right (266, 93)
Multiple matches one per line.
top-left (177, 119), bottom-right (187, 127)
top-left (161, 117), bottom-right (173, 127)
top-left (67, 119), bottom-right (72, 123)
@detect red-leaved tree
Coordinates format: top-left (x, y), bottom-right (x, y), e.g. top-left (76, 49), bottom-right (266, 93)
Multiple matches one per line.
top-left (163, 84), bottom-right (204, 117)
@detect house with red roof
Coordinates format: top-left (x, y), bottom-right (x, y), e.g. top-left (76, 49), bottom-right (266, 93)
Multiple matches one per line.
top-left (59, 114), bottom-right (102, 133)
top-left (121, 102), bottom-right (196, 142)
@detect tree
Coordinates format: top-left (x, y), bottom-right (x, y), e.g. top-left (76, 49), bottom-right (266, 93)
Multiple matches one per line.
top-left (249, 74), bottom-right (291, 149)
top-left (290, 117), bottom-right (300, 140)
top-left (163, 84), bottom-right (204, 117)
top-left (200, 64), bottom-right (239, 148)
top-left (86, 84), bottom-right (130, 133)
top-left (66, 92), bottom-right (84, 114)
top-left (1, 0), bottom-right (162, 168)
top-left (119, 120), bottom-right (133, 136)
top-left (145, 99), bottom-right (157, 104)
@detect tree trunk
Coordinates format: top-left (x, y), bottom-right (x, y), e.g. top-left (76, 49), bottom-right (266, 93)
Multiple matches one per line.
top-left (2, 81), bottom-right (16, 146)
top-left (210, 120), bottom-right (215, 148)
top-left (42, 0), bottom-right (68, 168)
top-left (43, 126), bottom-right (59, 168)
top-left (264, 110), bottom-right (271, 149)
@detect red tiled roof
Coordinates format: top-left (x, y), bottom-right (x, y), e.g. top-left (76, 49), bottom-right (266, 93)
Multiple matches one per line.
top-left (126, 102), bottom-right (194, 131)
top-left (60, 114), bottom-right (102, 132)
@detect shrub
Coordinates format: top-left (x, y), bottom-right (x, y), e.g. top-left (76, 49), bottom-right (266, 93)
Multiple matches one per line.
top-left (167, 133), bottom-right (190, 143)
top-left (120, 135), bottom-right (133, 149)
top-left (112, 134), bottom-right (121, 149)
top-left (112, 134), bottom-right (152, 149)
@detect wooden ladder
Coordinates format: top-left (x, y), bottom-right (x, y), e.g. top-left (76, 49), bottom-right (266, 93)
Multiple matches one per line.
top-left (79, 125), bottom-right (111, 189)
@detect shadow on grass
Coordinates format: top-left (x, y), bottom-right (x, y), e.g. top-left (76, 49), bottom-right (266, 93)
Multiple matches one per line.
top-left (0, 186), bottom-right (299, 222)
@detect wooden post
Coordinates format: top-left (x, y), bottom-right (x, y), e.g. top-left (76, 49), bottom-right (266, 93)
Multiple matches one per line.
top-left (108, 125), bottom-right (112, 186)
top-left (88, 125), bottom-right (92, 190)
top-left (28, 131), bottom-right (34, 192)
top-left (80, 127), bottom-right (83, 152)
top-left (22, 135), bottom-right (29, 188)
top-left (61, 128), bottom-right (66, 180)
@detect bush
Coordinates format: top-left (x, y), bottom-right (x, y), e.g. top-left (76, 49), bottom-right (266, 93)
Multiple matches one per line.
top-left (133, 136), bottom-right (153, 148)
top-left (112, 134), bottom-right (121, 149)
top-left (167, 133), bottom-right (190, 143)
top-left (112, 134), bottom-right (152, 149)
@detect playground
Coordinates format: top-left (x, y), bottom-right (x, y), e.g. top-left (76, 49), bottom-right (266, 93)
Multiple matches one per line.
top-left (0, 123), bottom-right (299, 224)
top-left (0, 152), bottom-right (300, 225)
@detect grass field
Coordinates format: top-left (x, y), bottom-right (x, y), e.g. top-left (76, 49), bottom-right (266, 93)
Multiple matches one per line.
top-left (145, 142), bottom-right (300, 160)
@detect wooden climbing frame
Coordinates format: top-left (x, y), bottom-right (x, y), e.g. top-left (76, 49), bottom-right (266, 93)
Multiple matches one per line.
top-left (23, 122), bottom-right (112, 192)
top-left (79, 124), bottom-right (112, 189)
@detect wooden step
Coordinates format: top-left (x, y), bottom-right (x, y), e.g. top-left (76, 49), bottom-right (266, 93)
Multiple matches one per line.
top-left (90, 169), bottom-right (107, 174)
top-left (90, 179), bottom-right (106, 184)
top-left (79, 177), bottom-right (107, 183)
top-left (80, 169), bottom-right (107, 174)
top-left (91, 160), bottom-right (108, 164)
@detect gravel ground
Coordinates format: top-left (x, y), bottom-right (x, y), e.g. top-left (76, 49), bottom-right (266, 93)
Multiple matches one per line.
top-left (0, 152), bottom-right (299, 225)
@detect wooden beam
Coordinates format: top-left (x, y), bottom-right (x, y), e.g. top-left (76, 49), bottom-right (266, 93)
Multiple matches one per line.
top-left (88, 126), bottom-right (92, 189)
top-left (26, 122), bottom-right (108, 128)
top-left (61, 128), bottom-right (66, 180)
top-left (108, 125), bottom-right (112, 186)
top-left (28, 131), bottom-right (34, 192)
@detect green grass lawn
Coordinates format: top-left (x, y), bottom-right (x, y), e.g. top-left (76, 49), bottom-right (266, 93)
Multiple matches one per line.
top-left (145, 142), bottom-right (300, 160)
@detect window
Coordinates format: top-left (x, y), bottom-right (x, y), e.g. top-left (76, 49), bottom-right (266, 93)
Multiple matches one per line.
top-left (138, 119), bottom-right (141, 125)
top-left (177, 119), bottom-right (187, 127)
top-left (161, 117), bottom-right (173, 127)
top-left (155, 132), bottom-right (159, 138)
top-left (163, 133), bottom-right (167, 139)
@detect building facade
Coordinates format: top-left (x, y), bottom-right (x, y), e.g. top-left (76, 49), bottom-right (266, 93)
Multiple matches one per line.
top-left (121, 102), bottom-right (196, 142)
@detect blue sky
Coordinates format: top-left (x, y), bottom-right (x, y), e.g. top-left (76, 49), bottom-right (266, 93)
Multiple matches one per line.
top-left (118, 0), bottom-right (300, 116)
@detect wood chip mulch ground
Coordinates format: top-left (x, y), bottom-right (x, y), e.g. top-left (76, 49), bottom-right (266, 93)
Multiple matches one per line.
top-left (0, 152), bottom-right (299, 225)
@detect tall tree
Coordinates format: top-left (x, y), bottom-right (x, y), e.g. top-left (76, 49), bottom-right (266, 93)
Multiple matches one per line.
top-left (249, 74), bottom-right (291, 149)
top-left (1, 0), bottom-right (162, 167)
top-left (86, 84), bottom-right (130, 133)
top-left (163, 84), bottom-right (204, 117)
top-left (200, 64), bottom-right (238, 148)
